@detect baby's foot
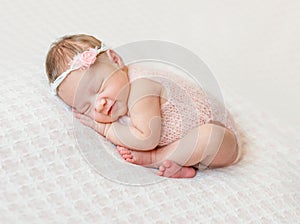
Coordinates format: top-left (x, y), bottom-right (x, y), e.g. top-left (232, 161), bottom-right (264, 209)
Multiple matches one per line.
top-left (157, 160), bottom-right (196, 178)
top-left (117, 146), bottom-right (155, 168)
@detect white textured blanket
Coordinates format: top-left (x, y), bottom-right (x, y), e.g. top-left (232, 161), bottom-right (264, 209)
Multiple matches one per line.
top-left (0, 0), bottom-right (299, 223)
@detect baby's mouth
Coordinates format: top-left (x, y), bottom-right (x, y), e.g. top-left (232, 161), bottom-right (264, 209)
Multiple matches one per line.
top-left (107, 102), bottom-right (115, 115)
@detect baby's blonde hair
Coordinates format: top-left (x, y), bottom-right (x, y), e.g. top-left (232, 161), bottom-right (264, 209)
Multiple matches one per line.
top-left (45, 34), bottom-right (103, 83)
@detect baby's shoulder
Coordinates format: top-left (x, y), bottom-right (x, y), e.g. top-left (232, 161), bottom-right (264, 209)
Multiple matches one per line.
top-left (130, 78), bottom-right (163, 96)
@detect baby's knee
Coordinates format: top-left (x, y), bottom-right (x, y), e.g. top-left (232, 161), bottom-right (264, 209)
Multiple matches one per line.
top-left (200, 123), bottom-right (238, 167)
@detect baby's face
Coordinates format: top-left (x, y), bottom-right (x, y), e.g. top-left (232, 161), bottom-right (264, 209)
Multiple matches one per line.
top-left (58, 57), bottom-right (130, 123)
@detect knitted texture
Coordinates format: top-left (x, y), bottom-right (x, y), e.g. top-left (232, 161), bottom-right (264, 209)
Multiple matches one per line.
top-left (128, 65), bottom-right (239, 146)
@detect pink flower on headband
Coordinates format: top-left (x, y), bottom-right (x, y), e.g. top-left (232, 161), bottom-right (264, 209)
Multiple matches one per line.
top-left (70, 48), bottom-right (98, 69)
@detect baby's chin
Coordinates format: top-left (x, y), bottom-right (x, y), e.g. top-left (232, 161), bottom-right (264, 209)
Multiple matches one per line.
top-left (108, 111), bottom-right (127, 123)
top-left (116, 105), bottom-right (128, 117)
top-left (114, 111), bottom-right (127, 122)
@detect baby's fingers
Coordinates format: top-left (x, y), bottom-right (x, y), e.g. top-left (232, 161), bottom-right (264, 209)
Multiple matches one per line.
top-left (72, 110), bottom-right (83, 118)
top-left (72, 109), bottom-right (104, 134)
top-left (73, 110), bottom-right (91, 121)
top-left (78, 117), bottom-right (93, 128)
top-left (73, 112), bottom-right (94, 127)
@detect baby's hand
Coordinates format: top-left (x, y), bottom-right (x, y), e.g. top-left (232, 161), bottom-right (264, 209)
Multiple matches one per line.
top-left (72, 108), bottom-right (106, 136)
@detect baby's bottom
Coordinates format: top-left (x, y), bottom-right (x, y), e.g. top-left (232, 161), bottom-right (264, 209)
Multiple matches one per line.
top-left (118, 123), bottom-right (239, 177)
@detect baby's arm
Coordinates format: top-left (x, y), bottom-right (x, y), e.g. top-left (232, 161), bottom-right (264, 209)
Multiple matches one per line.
top-left (74, 78), bottom-right (163, 151)
top-left (105, 78), bottom-right (162, 151)
top-left (105, 97), bottom-right (161, 151)
top-left (74, 108), bottom-right (160, 151)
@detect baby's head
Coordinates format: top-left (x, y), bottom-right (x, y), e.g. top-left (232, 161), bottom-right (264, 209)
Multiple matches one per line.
top-left (45, 34), bottom-right (130, 122)
top-left (46, 34), bottom-right (102, 84)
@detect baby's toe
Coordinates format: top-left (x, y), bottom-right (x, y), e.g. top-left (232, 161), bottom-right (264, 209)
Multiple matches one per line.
top-left (126, 158), bottom-right (135, 163)
top-left (118, 147), bottom-right (131, 155)
top-left (122, 154), bottom-right (133, 159)
top-left (159, 165), bottom-right (166, 172)
top-left (117, 146), bottom-right (126, 151)
top-left (157, 171), bottom-right (164, 176)
top-left (163, 160), bottom-right (172, 168)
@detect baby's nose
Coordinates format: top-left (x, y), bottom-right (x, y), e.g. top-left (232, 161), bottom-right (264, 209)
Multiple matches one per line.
top-left (95, 98), bottom-right (107, 112)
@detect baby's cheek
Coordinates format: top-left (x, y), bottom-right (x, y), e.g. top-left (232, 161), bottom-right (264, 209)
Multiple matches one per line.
top-left (118, 106), bottom-right (128, 117)
top-left (93, 111), bottom-right (103, 122)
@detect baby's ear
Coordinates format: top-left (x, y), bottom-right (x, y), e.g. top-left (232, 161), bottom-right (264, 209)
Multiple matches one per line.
top-left (106, 49), bottom-right (125, 67)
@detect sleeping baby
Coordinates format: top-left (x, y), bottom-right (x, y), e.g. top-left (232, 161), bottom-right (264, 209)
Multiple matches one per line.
top-left (45, 34), bottom-right (241, 178)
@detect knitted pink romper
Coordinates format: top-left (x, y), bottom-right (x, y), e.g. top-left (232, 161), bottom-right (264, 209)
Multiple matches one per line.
top-left (127, 65), bottom-right (241, 164)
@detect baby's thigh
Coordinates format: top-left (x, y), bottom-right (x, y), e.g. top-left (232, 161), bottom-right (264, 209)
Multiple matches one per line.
top-left (199, 123), bottom-right (238, 168)
top-left (164, 124), bottom-right (238, 167)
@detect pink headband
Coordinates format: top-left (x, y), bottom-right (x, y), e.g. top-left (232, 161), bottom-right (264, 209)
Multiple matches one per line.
top-left (50, 43), bottom-right (108, 95)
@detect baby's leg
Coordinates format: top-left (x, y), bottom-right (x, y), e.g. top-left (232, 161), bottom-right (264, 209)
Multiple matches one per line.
top-left (143, 123), bottom-right (238, 167)
top-left (117, 145), bottom-right (157, 168)
top-left (117, 137), bottom-right (192, 169)
top-left (118, 123), bottom-right (238, 176)
top-left (157, 160), bottom-right (196, 178)
top-left (117, 145), bottom-right (196, 178)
